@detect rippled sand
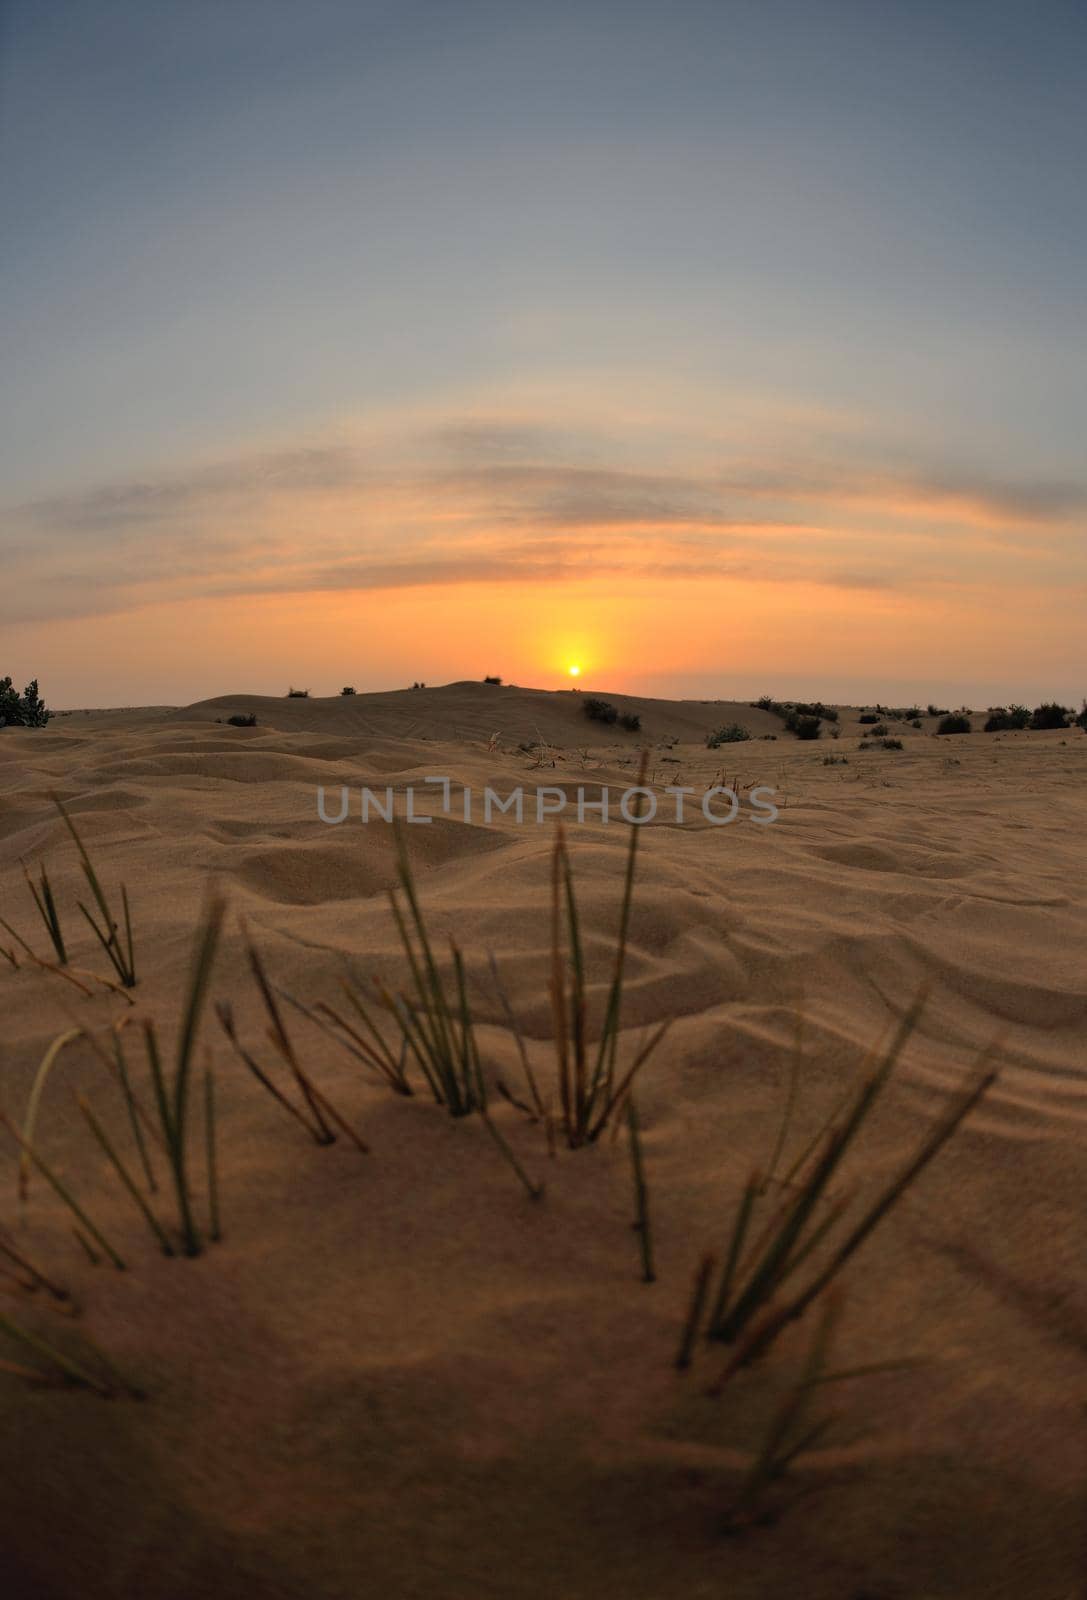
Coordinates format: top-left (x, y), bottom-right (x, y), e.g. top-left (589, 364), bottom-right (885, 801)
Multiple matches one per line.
top-left (2, 684), bottom-right (1084, 1598)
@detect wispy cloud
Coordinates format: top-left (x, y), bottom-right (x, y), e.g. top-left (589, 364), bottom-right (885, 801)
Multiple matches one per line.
top-left (4, 412), bottom-right (1084, 627)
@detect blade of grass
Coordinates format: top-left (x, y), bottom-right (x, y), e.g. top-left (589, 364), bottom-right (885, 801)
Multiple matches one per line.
top-left (77, 1096), bottom-right (175, 1256)
top-left (0, 1112), bottom-right (126, 1271)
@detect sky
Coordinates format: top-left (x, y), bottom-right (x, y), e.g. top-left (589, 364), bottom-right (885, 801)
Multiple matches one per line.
top-left (1, 0), bottom-right (1084, 708)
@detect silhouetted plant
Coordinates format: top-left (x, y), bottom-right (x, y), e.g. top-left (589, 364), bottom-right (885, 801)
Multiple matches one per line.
top-left (340, 686), bottom-right (356, 696)
top-left (584, 697), bottom-right (618, 725)
top-left (788, 714), bottom-right (821, 740)
top-left (618, 712), bottom-right (641, 732)
top-left (483, 675), bottom-right (502, 685)
top-left (858, 713), bottom-right (879, 725)
top-left (707, 724), bottom-right (750, 747)
top-left (936, 714), bottom-right (971, 734)
top-left (226, 713), bottom-right (257, 727)
top-left (1030, 702), bottom-right (1071, 730)
top-left (287, 687), bottom-right (309, 698)
top-left (0, 677), bottom-right (49, 728)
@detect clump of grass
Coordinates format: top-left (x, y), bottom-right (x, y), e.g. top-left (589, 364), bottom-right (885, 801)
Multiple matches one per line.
top-left (20, 860), bottom-right (67, 964)
top-left (682, 1003), bottom-right (995, 1382)
top-left (0, 1310), bottom-right (134, 1396)
top-left (936, 714), bottom-right (971, 735)
top-left (226, 713), bottom-right (257, 727)
top-left (869, 722), bottom-right (888, 737)
top-left (52, 793), bottom-right (136, 987)
top-left (880, 738), bottom-right (904, 751)
top-left (483, 674), bottom-right (502, 685)
top-left (821, 755), bottom-right (848, 766)
top-left (218, 932), bottom-right (369, 1149)
top-left (0, 1111), bottom-right (127, 1270)
top-left (549, 758), bottom-right (670, 1148)
top-left (721, 1290), bottom-right (844, 1532)
top-left (618, 711), bottom-right (642, 732)
top-left (340, 686), bottom-right (356, 696)
top-left (707, 724), bottom-right (750, 747)
top-left (374, 827), bottom-right (487, 1116)
top-left (583, 696), bottom-right (618, 725)
top-left (287, 687), bottom-right (310, 698)
top-left (279, 985), bottom-right (413, 1098)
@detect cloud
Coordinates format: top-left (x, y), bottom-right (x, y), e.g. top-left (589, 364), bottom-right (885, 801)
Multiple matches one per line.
top-left (3, 411), bottom-right (1084, 626)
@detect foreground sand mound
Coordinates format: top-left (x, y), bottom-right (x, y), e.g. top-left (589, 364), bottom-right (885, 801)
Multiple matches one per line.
top-left (0, 692), bottom-right (1084, 1598)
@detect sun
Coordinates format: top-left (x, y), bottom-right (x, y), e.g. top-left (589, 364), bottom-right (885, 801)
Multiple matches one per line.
top-left (568, 664), bottom-right (581, 678)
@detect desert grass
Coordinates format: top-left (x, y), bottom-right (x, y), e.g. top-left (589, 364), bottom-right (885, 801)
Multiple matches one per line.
top-left (279, 985), bottom-right (413, 1097)
top-left (0, 1111), bottom-right (127, 1270)
top-left (52, 793), bottom-right (136, 987)
top-left (549, 757), bottom-right (670, 1147)
top-left (138, 895), bottom-right (228, 1255)
top-left (22, 860), bottom-right (67, 964)
top-left (218, 929), bottom-right (370, 1150)
top-left (626, 1093), bottom-right (655, 1283)
top-left (685, 1003), bottom-right (996, 1385)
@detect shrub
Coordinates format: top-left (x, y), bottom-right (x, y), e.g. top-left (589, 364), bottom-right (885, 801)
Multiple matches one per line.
top-left (793, 701), bottom-right (838, 722)
top-left (707, 723), bottom-right (751, 747)
top-left (227, 713), bottom-right (257, 727)
top-left (0, 677), bottom-right (49, 728)
top-left (1076, 702), bottom-right (1087, 730)
top-left (937, 714), bottom-right (971, 734)
top-left (881, 737), bottom-right (904, 751)
top-left (984, 705), bottom-right (1030, 732)
top-left (870, 722), bottom-right (888, 737)
top-left (584, 697), bottom-right (618, 725)
top-left (910, 718), bottom-right (922, 729)
top-left (287, 687), bottom-right (309, 698)
top-left (618, 712), bottom-right (641, 732)
top-left (483, 675), bottom-right (502, 685)
top-left (752, 695), bottom-right (779, 711)
top-left (822, 754), bottom-right (848, 765)
top-left (927, 704), bottom-right (949, 718)
top-left (858, 713), bottom-right (879, 725)
top-left (341, 686), bottom-right (356, 696)
top-left (1030, 702), bottom-right (1072, 730)
top-left (789, 714), bottom-right (822, 740)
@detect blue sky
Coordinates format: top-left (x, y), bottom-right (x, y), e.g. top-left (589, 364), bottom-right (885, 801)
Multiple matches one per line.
top-left (2, 0), bottom-right (1084, 704)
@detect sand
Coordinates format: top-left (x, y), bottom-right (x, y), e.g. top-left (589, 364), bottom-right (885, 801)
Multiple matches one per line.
top-left (1, 682), bottom-right (1084, 1599)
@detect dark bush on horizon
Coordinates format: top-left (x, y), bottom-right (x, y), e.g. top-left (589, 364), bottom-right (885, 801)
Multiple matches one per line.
top-left (858, 712), bottom-right (879, 724)
top-left (287, 687), bottom-right (310, 698)
top-left (792, 701), bottom-right (838, 722)
top-left (788, 713), bottom-right (822, 740)
top-left (1030, 702), bottom-right (1072, 730)
top-left (707, 723), bottom-right (751, 747)
top-left (937, 714), bottom-right (972, 734)
top-left (983, 705), bottom-right (1030, 732)
top-left (618, 711), bottom-right (641, 732)
top-left (0, 676), bottom-right (49, 727)
top-left (1077, 702), bottom-right (1087, 730)
top-left (341, 686), bottom-right (356, 696)
top-left (227, 713), bottom-right (258, 727)
top-left (483, 674), bottom-right (502, 685)
top-left (927, 704), bottom-right (949, 718)
top-left (583, 696), bottom-right (618, 725)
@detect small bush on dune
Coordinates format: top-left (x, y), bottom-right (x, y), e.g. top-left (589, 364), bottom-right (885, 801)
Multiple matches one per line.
top-left (483, 675), bottom-right (502, 685)
top-left (1030, 702), bottom-right (1072, 730)
top-left (927, 704), bottom-right (949, 718)
top-left (1077, 702), bottom-right (1087, 730)
top-left (983, 705), bottom-right (1030, 732)
top-left (584, 697), bottom-right (618, 725)
top-left (869, 722), bottom-right (888, 737)
top-left (937, 714), bottom-right (972, 735)
top-left (787, 712), bottom-right (822, 740)
top-left (881, 737), bottom-right (904, 751)
top-left (0, 677), bottom-right (49, 728)
top-left (707, 723), bottom-right (751, 747)
top-left (341, 686), bottom-right (356, 696)
top-left (227, 714), bottom-right (257, 727)
top-left (287, 687), bottom-right (309, 698)
top-left (858, 713), bottom-right (879, 725)
top-left (618, 712), bottom-right (641, 732)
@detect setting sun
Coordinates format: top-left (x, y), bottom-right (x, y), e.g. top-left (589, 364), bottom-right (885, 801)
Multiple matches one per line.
top-left (568, 664), bottom-right (581, 677)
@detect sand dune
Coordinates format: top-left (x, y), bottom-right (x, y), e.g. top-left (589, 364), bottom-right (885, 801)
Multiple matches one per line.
top-left (1, 684), bottom-right (1084, 1598)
